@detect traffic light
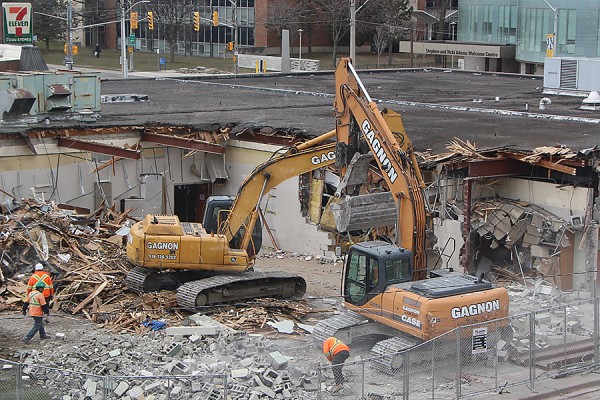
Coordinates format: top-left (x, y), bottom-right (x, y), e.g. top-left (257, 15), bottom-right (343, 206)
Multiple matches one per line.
top-left (212, 11), bottom-right (218, 27)
top-left (63, 43), bottom-right (68, 54)
top-left (72, 45), bottom-right (78, 55)
top-left (227, 42), bottom-right (234, 51)
top-left (148, 11), bottom-right (154, 30)
top-left (131, 11), bottom-right (138, 30)
top-left (193, 11), bottom-right (200, 31)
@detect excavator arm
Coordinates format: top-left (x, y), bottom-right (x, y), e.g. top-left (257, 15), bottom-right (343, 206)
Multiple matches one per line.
top-left (220, 130), bottom-right (337, 254)
top-left (334, 58), bottom-right (427, 279)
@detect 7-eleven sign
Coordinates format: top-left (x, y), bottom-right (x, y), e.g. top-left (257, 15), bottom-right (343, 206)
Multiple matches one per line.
top-left (3, 2), bottom-right (32, 44)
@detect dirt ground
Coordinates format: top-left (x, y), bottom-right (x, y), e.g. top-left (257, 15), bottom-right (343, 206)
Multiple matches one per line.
top-left (0, 253), bottom-right (344, 362)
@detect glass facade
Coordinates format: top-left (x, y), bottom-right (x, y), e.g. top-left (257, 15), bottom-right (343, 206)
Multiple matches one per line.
top-left (459, 0), bottom-right (600, 64)
top-left (119, 0), bottom-right (255, 58)
top-left (458, 0), bottom-right (518, 44)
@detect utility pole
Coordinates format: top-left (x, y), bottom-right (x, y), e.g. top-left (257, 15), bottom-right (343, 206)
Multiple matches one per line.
top-left (120, 0), bottom-right (128, 78)
top-left (350, 0), bottom-right (356, 63)
top-left (66, 0), bottom-right (73, 70)
top-left (543, 0), bottom-right (558, 57)
top-left (233, 1), bottom-right (238, 74)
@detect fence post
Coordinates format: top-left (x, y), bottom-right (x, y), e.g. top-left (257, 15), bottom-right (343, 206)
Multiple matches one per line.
top-left (16, 362), bottom-right (23, 400)
top-left (317, 364), bottom-right (322, 400)
top-left (361, 360), bottom-right (365, 399)
top-left (223, 373), bottom-right (228, 399)
top-left (529, 311), bottom-right (536, 390)
top-left (103, 376), bottom-right (109, 400)
top-left (456, 327), bottom-right (461, 399)
top-left (403, 351), bottom-right (410, 400)
top-left (594, 297), bottom-right (599, 368)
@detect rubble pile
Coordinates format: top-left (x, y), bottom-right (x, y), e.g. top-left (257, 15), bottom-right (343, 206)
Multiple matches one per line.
top-left (0, 199), bottom-right (183, 330)
top-left (14, 314), bottom-right (321, 399)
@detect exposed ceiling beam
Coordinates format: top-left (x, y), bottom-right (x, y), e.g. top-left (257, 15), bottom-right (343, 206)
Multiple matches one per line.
top-left (57, 137), bottom-right (141, 159)
top-left (502, 153), bottom-right (577, 175)
top-left (468, 158), bottom-right (530, 178)
top-left (141, 132), bottom-right (224, 154)
top-left (232, 131), bottom-right (301, 146)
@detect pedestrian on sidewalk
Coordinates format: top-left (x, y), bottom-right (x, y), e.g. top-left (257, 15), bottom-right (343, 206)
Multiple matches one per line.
top-left (94, 44), bottom-right (101, 58)
top-left (22, 282), bottom-right (50, 343)
top-left (323, 336), bottom-right (350, 394)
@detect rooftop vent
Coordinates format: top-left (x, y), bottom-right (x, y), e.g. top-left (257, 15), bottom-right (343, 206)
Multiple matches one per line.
top-left (580, 91), bottom-right (600, 111)
top-left (0, 88), bottom-right (36, 123)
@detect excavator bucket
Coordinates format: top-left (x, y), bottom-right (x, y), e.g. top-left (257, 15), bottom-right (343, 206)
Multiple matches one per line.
top-left (330, 192), bottom-right (396, 232)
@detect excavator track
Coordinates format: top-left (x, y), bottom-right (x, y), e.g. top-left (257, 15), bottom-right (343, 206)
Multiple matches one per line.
top-left (370, 335), bottom-right (423, 374)
top-left (176, 271), bottom-right (306, 310)
top-left (124, 267), bottom-right (158, 293)
top-left (312, 310), bottom-right (369, 346)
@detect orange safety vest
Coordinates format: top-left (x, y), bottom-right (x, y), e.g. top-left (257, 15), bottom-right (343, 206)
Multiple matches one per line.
top-left (26, 271), bottom-right (54, 298)
top-left (27, 290), bottom-right (46, 317)
top-left (323, 337), bottom-right (350, 361)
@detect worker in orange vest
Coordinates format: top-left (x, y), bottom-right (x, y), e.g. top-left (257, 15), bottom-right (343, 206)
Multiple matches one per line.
top-left (22, 282), bottom-right (50, 343)
top-left (323, 337), bottom-right (350, 393)
top-left (27, 263), bottom-right (54, 304)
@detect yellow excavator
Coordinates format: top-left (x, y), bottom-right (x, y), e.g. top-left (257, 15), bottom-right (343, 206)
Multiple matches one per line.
top-left (125, 132), bottom-right (338, 310)
top-left (312, 58), bottom-right (510, 372)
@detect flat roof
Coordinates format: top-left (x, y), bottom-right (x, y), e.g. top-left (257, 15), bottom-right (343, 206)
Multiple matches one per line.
top-left (95, 69), bottom-right (598, 154)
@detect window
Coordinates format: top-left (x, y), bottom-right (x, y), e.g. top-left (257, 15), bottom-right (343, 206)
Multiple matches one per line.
top-left (558, 9), bottom-right (576, 55)
top-left (598, 11), bottom-right (600, 56)
top-left (385, 258), bottom-right (411, 284)
top-left (497, 5), bottom-right (517, 44)
top-left (345, 252), bottom-right (368, 303)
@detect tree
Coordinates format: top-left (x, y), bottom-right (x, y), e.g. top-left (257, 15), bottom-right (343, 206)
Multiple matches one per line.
top-left (310, 0), bottom-right (349, 67)
top-left (148, 0), bottom-right (194, 63)
top-left (362, 0), bottom-right (412, 66)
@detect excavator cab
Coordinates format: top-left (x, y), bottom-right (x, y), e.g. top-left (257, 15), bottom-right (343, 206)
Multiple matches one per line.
top-left (343, 241), bottom-right (413, 307)
top-left (202, 196), bottom-right (263, 258)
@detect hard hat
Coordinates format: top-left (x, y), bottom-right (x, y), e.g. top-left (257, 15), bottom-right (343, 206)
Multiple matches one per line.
top-left (35, 263), bottom-right (44, 271)
top-left (35, 282), bottom-right (45, 290)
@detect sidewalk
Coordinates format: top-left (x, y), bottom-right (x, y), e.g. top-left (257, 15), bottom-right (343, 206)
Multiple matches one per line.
top-left (47, 63), bottom-right (237, 80)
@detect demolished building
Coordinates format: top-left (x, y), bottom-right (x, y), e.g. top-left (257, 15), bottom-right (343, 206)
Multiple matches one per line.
top-left (0, 68), bottom-right (599, 294)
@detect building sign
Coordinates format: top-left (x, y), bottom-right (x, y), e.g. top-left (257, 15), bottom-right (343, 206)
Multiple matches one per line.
top-left (399, 41), bottom-right (515, 60)
top-left (546, 34), bottom-right (555, 58)
top-left (3, 2), bottom-right (32, 44)
top-left (472, 327), bottom-right (488, 354)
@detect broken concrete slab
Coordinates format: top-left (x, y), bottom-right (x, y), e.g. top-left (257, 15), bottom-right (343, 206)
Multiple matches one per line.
top-left (267, 320), bottom-right (294, 334)
top-left (165, 326), bottom-right (218, 336)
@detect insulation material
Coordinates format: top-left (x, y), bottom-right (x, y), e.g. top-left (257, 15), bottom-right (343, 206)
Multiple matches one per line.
top-left (308, 178), bottom-right (324, 224)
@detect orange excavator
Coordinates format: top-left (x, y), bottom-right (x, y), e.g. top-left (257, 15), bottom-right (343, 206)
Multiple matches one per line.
top-left (125, 131), bottom-right (338, 310)
top-left (312, 58), bottom-right (509, 372)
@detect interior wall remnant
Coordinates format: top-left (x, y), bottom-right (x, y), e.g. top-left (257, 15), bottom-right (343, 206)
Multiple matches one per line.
top-left (559, 231), bottom-right (575, 291)
top-left (308, 177), bottom-right (324, 224)
top-left (432, 217), bottom-right (465, 272)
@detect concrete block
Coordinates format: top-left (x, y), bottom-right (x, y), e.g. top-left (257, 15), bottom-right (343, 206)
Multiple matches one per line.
top-left (497, 350), bottom-right (509, 361)
top-left (189, 334), bottom-right (201, 344)
top-left (109, 349), bottom-right (121, 357)
top-left (114, 381), bottom-right (129, 396)
top-left (268, 351), bottom-right (288, 370)
top-left (256, 385), bottom-right (276, 398)
top-left (55, 332), bottom-right (65, 340)
top-left (229, 383), bottom-right (248, 397)
top-left (165, 343), bottom-right (182, 357)
top-left (85, 381), bottom-right (97, 397)
top-left (127, 386), bottom-right (144, 400)
top-left (496, 339), bottom-right (507, 351)
top-left (165, 326), bottom-right (219, 336)
top-left (231, 368), bottom-right (249, 379)
top-left (301, 377), bottom-right (319, 391)
top-left (170, 386), bottom-right (182, 399)
top-left (139, 370), bottom-right (153, 377)
top-left (248, 393), bottom-right (261, 400)
top-left (144, 381), bottom-right (163, 394)
top-left (261, 368), bottom-right (279, 387)
top-left (282, 389), bottom-right (293, 398)
top-left (191, 381), bottom-right (204, 392)
top-left (240, 357), bottom-right (254, 367)
top-left (566, 320), bottom-right (581, 334)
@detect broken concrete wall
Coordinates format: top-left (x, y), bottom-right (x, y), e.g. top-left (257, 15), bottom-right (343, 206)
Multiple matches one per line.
top-left (432, 217), bottom-right (465, 272)
top-left (219, 141), bottom-right (334, 257)
top-left (489, 178), bottom-right (589, 222)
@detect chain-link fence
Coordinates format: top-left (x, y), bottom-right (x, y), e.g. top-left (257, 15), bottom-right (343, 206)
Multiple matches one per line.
top-left (0, 362), bottom-right (227, 400)
top-left (317, 297), bottom-right (600, 399)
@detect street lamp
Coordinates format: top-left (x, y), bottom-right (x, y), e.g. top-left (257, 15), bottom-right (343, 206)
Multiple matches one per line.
top-left (543, 0), bottom-right (558, 57)
top-left (121, 0), bottom-right (149, 79)
top-left (298, 29), bottom-right (303, 60)
top-left (450, 21), bottom-right (456, 41)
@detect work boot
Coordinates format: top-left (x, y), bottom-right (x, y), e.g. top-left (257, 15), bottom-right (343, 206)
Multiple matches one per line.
top-left (43, 317), bottom-right (50, 324)
top-left (22, 337), bottom-right (30, 344)
top-left (331, 384), bottom-right (343, 394)
top-left (40, 335), bottom-right (49, 341)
